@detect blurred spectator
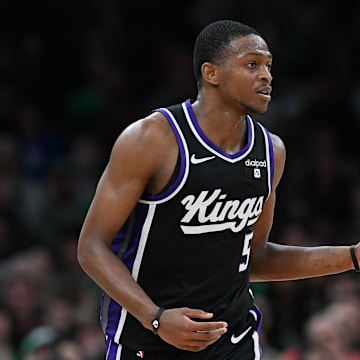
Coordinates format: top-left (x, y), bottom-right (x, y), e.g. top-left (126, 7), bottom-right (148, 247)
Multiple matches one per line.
top-left (16, 326), bottom-right (56, 360)
top-left (41, 297), bottom-right (76, 342)
top-left (1, 256), bottom-right (43, 348)
top-left (74, 321), bottom-right (104, 360)
top-left (53, 339), bottom-right (84, 360)
top-left (303, 305), bottom-right (360, 360)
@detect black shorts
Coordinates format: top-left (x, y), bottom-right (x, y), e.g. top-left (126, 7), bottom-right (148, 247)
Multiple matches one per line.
top-left (105, 305), bottom-right (262, 360)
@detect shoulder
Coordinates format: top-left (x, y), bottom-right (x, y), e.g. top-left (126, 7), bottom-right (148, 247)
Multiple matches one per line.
top-left (110, 110), bottom-right (178, 163)
top-left (269, 132), bottom-right (286, 157)
top-left (107, 110), bottom-right (178, 177)
top-left (114, 111), bottom-right (173, 148)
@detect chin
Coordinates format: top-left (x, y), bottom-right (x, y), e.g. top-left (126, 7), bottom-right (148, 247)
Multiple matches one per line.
top-left (244, 101), bottom-right (269, 115)
top-left (247, 107), bottom-right (268, 116)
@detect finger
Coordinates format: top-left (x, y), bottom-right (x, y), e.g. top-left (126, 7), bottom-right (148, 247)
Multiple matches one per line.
top-left (191, 320), bottom-right (228, 332)
top-left (183, 308), bottom-right (214, 320)
top-left (194, 327), bottom-right (228, 339)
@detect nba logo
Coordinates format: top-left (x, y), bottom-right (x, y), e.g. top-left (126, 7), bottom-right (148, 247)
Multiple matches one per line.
top-left (254, 168), bottom-right (261, 178)
top-left (136, 350), bottom-right (145, 358)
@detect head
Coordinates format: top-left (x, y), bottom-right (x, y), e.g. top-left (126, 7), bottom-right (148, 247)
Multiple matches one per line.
top-left (193, 20), bottom-right (273, 115)
top-left (193, 20), bottom-right (261, 83)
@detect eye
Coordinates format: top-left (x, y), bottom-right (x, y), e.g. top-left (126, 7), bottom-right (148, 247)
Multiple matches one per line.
top-left (266, 62), bottom-right (272, 71)
top-left (247, 61), bottom-right (257, 69)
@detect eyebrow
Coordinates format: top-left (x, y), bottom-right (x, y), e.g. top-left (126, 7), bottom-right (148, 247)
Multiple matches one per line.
top-left (244, 51), bottom-right (273, 59)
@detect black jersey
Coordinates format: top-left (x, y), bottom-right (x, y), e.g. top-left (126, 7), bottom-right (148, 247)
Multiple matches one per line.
top-left (101, 99), bottom-right (274, 351)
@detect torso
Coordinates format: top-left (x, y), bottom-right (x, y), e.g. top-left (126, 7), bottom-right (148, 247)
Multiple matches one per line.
top-left (101, 99), bottom-right (275, 350)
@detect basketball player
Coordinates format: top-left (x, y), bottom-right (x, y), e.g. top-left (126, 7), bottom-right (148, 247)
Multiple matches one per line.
top-left (77, 20), bottom-right (360, 359)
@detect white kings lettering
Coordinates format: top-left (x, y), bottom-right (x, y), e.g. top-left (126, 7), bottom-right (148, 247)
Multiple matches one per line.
top-left (180, 189), bottom-right (264, 234)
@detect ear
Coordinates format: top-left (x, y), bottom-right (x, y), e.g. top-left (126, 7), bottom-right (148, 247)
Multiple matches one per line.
top-left (201, 62), bottom-right (219, 85)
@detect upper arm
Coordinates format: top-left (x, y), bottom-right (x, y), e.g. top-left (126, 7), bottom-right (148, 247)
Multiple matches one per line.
top-left (78, 112), bottom-right (173, 249)
top-left (251, 132), bottom-right (286, 253)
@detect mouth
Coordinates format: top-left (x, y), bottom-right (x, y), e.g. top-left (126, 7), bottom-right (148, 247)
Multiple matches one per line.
top-left (256, 86), bottom-right (272, 96)
top-left (256, 86), bottom-right (272, 101)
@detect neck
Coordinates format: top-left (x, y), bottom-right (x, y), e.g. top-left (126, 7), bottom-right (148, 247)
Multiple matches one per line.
top-left (191, 98), bottom-right (248, 155)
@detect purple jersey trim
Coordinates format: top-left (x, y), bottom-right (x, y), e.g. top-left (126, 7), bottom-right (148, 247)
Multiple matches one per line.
top-left (141, 108), bottom-right (187, 201)
top-left (101, 203), bottom-right (150, 338)
top-left (261, 126), bottom-right (274, 189)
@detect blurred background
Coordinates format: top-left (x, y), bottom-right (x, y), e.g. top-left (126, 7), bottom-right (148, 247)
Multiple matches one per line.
top-left (1, 0), bottom-right (360, 359)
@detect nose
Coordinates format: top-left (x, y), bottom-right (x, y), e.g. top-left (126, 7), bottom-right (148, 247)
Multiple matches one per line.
top-left (257, 66), bottom-right (272, 82)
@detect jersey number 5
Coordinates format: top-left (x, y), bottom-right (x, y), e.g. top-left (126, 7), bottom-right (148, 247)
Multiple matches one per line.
top-left (238, 231), bottom-right (253, 272)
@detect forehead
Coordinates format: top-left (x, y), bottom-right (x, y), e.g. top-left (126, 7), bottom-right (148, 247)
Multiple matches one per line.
top-left (227, 34), bottom-right (272, 59)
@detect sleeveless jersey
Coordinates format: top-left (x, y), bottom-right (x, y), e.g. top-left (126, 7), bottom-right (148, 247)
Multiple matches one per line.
top-left (100, 99), bottom-right (274, 351)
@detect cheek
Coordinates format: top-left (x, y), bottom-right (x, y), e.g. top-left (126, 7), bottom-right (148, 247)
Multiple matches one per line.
top-left (227, 75), bottom-right (251, 97)
top-left (225, 68), bottom-right (251, 87)
top-left (220, 67), bottom-right (252, 97)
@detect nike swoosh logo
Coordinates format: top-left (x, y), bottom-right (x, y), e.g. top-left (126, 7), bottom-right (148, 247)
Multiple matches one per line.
top-left (190, 154), bottom-right (216, 164)
top-left (230, 326), bottom-right (252, 344)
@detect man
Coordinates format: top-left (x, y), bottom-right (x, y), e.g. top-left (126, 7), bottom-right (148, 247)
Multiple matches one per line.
top-left (77, 20), bottom-right (360, 359)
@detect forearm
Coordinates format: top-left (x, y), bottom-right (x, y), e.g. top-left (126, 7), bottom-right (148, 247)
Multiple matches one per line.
top-left (250, 242), bottom-right (356, 282)
top-left (78, 240), bottom-right (157, 330)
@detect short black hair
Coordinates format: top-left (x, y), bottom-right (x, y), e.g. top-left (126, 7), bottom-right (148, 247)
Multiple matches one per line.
top-left (193, 20), bottom-right (261, 84)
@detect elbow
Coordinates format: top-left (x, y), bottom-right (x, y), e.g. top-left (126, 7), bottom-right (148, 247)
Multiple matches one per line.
top-left (77, 234), bottom-right (111, 276)
top-left (77, 237), bottom-right (94, 274)
top-left (77, 246), bottom-right (86, 270)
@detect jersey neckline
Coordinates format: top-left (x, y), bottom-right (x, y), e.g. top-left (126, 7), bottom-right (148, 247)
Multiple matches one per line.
top-left (183, 99), bottom-right (254, 163)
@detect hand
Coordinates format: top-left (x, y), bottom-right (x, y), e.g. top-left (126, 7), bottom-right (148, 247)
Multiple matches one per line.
top-left (157, 307), bottom-right (228, 352)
